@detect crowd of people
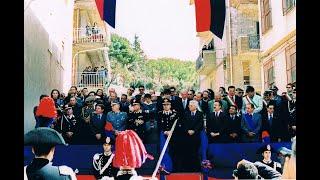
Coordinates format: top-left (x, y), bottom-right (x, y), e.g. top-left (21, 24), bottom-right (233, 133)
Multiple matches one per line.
top-left (32, 83), bottom-right (296, 174)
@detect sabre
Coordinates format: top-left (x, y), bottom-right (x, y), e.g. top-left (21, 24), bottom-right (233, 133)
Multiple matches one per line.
top-left (151, 118), bottom-right (179, 178)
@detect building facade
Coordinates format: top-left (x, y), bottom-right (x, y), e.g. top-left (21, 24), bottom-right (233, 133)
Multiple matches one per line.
top-left (197, 0), bottom-right (262, 93)
top-left (72, 0), bottom-right (111, 92)
top-left (24, 0), bottom-right (74, 133)
top-left (258, 0), bottom-right (296, 93)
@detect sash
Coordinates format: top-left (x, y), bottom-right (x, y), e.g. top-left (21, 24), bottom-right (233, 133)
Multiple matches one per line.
top-left (245, 96), bottom-right (258, 108)
top-left (263, 100), bottom-right (268, 106)
top-left (100, 154), bottom-right (115, 175)
top-left (24, 166), bottom-right (28, 180)
top-left (226, 96), bottom-right (237, 108)
top-left (285, 94), bottom-right (292, 101)
top-left (245, 113), bottom-right (256, 131)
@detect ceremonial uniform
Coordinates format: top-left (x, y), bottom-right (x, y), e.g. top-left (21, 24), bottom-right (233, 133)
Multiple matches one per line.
top-left (80, 99), bottom-right (96, 144)
top-left (127, 110), bottom-right (147, 142)
top-left (24, 127), bottom-right (76, 180)
top-left (60, 114), bottom-right (80, 144)
top-left (257, 144), bottom-right (282, 174)
top-left (158, 107), bottom-right (181, 172)
top-left (107, 111), bottom-right (127, 131)
top-left (26, 158), bottom-right (76, 180)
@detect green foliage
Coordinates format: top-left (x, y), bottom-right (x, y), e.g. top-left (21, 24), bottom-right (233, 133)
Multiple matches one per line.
top-left (108, 34), bottom-right (199, 91)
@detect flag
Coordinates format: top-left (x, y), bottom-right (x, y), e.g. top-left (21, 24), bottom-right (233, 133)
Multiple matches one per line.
top-left (200, 130), bottom-right (208, 160)
top-left (193, 0), bottom-right (226, 42)
top-left (159, 131), bottom-right (173, 173)
top-left (262, 130), bottom-right (271, 143)
top-left (95, 0), bottom-right (117, 28)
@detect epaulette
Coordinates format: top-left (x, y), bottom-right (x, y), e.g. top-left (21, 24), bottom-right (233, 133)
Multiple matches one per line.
top-left (93, 153), bottom-right (102, 160)
top-left (59, 166), bottom-right (76, 179)
top-left (275, 162), bottom-right (282, 168)
top-left (129, 175), bottom-right (144, 180)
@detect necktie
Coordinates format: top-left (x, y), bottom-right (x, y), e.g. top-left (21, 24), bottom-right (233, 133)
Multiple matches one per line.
top-left (269, 114), bottom-right (272, 125)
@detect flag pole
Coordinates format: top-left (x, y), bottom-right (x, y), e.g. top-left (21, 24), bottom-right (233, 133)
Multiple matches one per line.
top-left (151, 118), bottom-right (178, 178)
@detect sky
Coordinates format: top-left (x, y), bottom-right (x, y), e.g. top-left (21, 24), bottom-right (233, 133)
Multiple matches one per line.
top-left (109, 0), bottom-right (200, 61)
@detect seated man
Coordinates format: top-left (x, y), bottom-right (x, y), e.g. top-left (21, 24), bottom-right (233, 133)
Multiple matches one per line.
top-left (92, 137), bottom-right (118, 180)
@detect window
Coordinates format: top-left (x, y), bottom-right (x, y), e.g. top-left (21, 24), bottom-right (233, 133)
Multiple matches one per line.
top-left (264, 60), bottom-right (274, 89)
top-left (260, 0), bottom-right (272, 34)
top-left (286, 43), bottom-right (296, 84)
top-left (282, 0), bottom-right (296, 15)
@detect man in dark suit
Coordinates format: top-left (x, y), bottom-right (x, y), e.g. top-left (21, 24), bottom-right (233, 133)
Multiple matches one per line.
top-left (200, 90), bottom-right (210, 115)
top-left (262, 104), bottom-right (286, 142)
top-left (182, 100), bottom-right (204, 172)
top-left (206, 101), bottom-right (228, 143)
top-left (90, 104), bottom-right (107, 144)
top-left (261, 90), bottom-right (277, 117)
top-left (241, 103), bottom-right (262, 142)
top-left (181, 90), bottom-right (190, 113)
top-left (224, 86), bottom-right (243, 114)
top-left (226, 105), bottom-right (242, 143)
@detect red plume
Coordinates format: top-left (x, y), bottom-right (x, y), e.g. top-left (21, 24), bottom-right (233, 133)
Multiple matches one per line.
top-left (35, 97), bottom-right (57, 118)
top-left (113, 130), bottom-right (154, 168)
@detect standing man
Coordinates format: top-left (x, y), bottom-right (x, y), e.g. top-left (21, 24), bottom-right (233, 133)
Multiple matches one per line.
top-left (106, 102), bottom-right (128, 137)
top-left (24, 128), bottom-right (76, 179)
top-left (226, 105), bottom-right (242, 143)
top-left (256, 144), bottom-right (282, 173)
top-left (92, 137), bottom-right (118, 179)
top-left (241, 104), bottom-right (262, 142)
top-left (270, 85), bottom-right (282, 108)
top-left (182, 100), bottom-right (203, 172)
top-left (242, 86), bottom-right (263, 114)
top-left (137, 85), bottom-right (146, 96)
top-left (119, 94), bottom-right (130, 113)
top-left (262, 104), bottom-right (284, 142)
top-left (158, 98), bottom-right (182, 173)
top-left (206, 101), bottom-right (228, 143)
top-left (127, 98), bottom-right (147, 142)
top-left (208, 93), bottom-right (228, 113)
top-left (127, 86), bottom-right (135, 102)
top-left (181, 90), bottom-right (190, 112)
top-left (90, 104), bottom-right (107, 144)
top-left (261, 90), bottom-right (277, 117)
top-left (235, 88), bottom-right (244, 98)
top-left (187, 90), bottom-right (195, 101)
top-left (224, 86), bottom-right (243, 114)
top-left (141, 94), bottom-right (158, 144)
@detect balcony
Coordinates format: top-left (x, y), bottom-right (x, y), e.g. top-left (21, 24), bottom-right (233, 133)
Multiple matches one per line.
top-left (237, 35), bottom-right (260, 54)
top-left (73, 27), bottom-right (107, 44)
top-left (75, 72), bottom-right (107, 89)
top-left (196, 50), bottom-right (217, 75)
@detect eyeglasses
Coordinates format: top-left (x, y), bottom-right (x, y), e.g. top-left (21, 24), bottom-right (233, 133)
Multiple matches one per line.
top-left (188, 94), bottom-right (193, 95)
top-left (286, 87), bottom-right (292, 88)
top-left (238, 92), bottom-right (244, 94)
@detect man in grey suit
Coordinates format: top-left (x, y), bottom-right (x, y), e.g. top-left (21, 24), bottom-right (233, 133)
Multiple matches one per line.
top-left (241, 103), bottom-right (262, 142)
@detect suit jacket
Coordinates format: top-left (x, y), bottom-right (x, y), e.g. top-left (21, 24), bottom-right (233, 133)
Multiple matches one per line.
top-left (206, 111), bottom-right (229, 143)
top-left (183, 110), bottom-right (204, 135)
top-left (224, 95), bottom-right (243, 111)
top-left (262, 112), bottom-right (287, 141)
top-left (199, 99), bottom-right (209, 115)
top-left (260, 99), bottom-right (277, 116)
top-left (181, 98), bottom-right (190, 112)
top-left (90, 113), bottom-right (107, 135)
top-left (227, 114), bottom-right (242, 138)
top-left (241, 113), bottom-right (262, 142)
